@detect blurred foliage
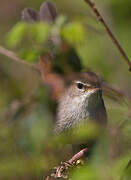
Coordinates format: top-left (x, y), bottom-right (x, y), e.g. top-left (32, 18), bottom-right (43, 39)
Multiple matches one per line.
top-left (7, 22), bottom-right (51, 47)
top-left (6, 22), bottom-right (28, 47)
top-left (61, 22), bottom-right (86, 45)
top-left (0, 0), bottom-right (131, 180)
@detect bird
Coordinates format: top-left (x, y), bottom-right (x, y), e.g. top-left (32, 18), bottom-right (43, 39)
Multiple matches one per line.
top-left (54, 71), bottom-right (107, 155)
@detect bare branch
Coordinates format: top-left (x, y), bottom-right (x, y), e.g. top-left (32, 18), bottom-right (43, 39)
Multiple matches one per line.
top-left (84, 0), bottom-right (131, 71)
top-left (102, 82), bottom-right (131, 102)
top-left (0, 46), bottom-right (130, 102)
top-left (0, 45), bottom-right (39, 71)
top-left (45, 148), bottom-right (88, 179)
top-left (68, 148), bottom-right (88, 164)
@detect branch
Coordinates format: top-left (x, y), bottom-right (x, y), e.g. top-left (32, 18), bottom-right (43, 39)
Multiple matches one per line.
top-left (0, 45), bottom-right (39, 71)
top-left (45, 148), bottom-right (88, 179)
top-left (68, 148), bottom-right (88, 164)
top-left (0, 46), bottom-right (130, 102)
top-left (84, 0), bottom-right (131, 71)
top-left (102, 82), bottom-right (131, 102)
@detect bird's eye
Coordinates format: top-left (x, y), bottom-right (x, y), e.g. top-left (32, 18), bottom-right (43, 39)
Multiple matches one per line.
top-left (77, 82), bottom-right (84, 89)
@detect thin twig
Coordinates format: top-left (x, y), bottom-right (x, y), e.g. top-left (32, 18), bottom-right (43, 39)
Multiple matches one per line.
top-left (0, 45), bottom-right (39, 71)
top-left (102, 82), bottom-right (131, 101)
top-left (0, 46), bottom-right (130, 102)
top-left (84, 0), bottom-right (131, 71)
top-left (45, 148), bottom-right (89, 179)
top-left (68, 148), bottom-right (88, 164)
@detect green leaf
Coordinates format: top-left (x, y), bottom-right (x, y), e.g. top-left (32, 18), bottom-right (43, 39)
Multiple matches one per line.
top-left (30, 23), bottom-right (51, 43)
top-left (6, 22), bottom-right (28, 47)
top-left (61, 22), bottom-right (85, 45)
top-left (19, 49), bottom-right (40, 62)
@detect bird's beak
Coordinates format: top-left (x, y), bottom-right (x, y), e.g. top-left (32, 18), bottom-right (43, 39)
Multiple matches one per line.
top-left (92, 87), bottom-right (101, 92)
top-left (85, 87), bottom-right (101, 93)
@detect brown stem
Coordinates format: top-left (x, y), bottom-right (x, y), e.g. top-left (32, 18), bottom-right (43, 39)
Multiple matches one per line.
top-left (102, 82), bottom-right (131, 101)
top-left (0, 46), bottom-right (130, 102)
top-left (68, 148), bottom-right (88, 164)
top-left (84, 0), bottom-right (131, 71)
top-left (0, 45), bottom-right (39, 71)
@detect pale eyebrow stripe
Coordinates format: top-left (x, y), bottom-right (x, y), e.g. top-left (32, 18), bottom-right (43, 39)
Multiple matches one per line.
top-left (73, 80), bottom-right (91, 87)
top-left (73, 80), bottom-right (85, 85)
